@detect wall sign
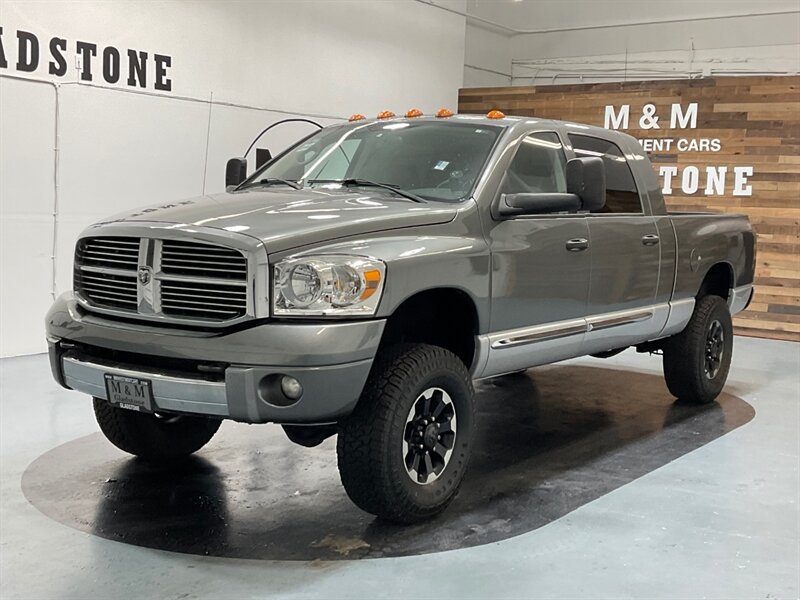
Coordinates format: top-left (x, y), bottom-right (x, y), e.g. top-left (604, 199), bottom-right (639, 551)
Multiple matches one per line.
top-left (603, 102), bottom-right (753, 197)
top-left (459, 76), bottom-right (800, 342)
top-left (0, 27), bottom-right (172, 91)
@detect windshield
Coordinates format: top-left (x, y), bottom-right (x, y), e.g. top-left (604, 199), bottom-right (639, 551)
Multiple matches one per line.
top-left (242, 121), bottom-right (503, 202)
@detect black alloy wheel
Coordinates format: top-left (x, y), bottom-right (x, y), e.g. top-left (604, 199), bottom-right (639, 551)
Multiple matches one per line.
top-left (704, 319), bottom-right (725, 379)
top-left (402, 387), bottom-right (457, 485)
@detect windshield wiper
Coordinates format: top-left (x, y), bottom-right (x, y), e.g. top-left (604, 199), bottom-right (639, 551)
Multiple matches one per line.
top-left (252, 177), bottom-right (302, 190)
top-left (306, 178), bottom-right (426, 203)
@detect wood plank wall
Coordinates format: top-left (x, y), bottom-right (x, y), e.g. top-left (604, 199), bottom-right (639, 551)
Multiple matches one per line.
top-left (459, 76), bottom-right (800, 342)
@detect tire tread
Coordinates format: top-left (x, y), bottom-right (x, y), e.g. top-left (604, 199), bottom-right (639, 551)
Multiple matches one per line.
top-left (337, 343), bottom-right (474, 523)
top-left (663, 295), bottom-right (732, 404)
top-left (93, 399), bottom-right (221, 460)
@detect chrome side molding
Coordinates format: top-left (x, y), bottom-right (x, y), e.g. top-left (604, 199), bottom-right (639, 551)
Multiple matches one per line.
top-left (728, 284), bottom-right (754, 316)
top-left (474, 302), bottom-right (683, 379)
top-left (586, 308), bottom-right (655, 332)
top-left (659, 297), bottom-right (695, 338)
top-left (490, 318), bottom-right (586, 349)
top-left (473, 289), bottom-right (745, 381)
top-left (489, 306), bottom-right (659, 350)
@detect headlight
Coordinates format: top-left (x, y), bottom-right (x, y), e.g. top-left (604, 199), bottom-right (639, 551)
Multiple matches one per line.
top-left (273, 255), bottom-right (385, 316)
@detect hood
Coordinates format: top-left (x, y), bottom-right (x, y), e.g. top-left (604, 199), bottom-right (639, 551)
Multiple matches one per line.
top-left (99, 188), bottom-right (458, 253)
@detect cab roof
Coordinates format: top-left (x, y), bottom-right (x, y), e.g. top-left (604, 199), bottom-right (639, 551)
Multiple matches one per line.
top-left (336, 113), bottom-right (618, 140)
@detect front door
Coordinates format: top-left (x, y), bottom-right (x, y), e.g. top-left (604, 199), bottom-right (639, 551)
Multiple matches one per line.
top-left (484, 131), bottom-right (591, 376)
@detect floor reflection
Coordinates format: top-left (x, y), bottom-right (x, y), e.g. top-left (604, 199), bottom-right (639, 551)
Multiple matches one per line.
top-left (92, 456), bottom-right (230, 556)
top-left (23, 364), bottom-right (754, 560)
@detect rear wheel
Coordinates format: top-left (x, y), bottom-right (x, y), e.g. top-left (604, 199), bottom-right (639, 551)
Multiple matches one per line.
top-left (93, 398), bottom-right (221, 460)
top-left (337, 344), bottom-right (474, 523)
top-left (663, 295), bottom-right (733, 404)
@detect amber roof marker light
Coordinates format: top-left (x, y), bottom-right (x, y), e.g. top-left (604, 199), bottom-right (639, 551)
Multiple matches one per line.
top-left (405, 108), bottom-right (423, 118)
top-left (486, 110), bottom-right (505, 119)
top-left (349, 114), bottom-right (366, 122)
top-left (377, 110), bottom-right (396, 120)
top-left (435, 108), bottom-right (454, 118)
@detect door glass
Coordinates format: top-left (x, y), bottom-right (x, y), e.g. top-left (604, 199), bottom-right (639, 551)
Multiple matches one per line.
top-left (503, 132), bottom-right (567, 194)
top-left (568, 134), bottom-right (643, 214)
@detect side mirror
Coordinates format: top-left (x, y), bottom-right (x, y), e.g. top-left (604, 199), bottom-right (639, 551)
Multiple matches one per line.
top-left (498, 192), bottom-right (581, 217)
top-left (225, 157), bottom-right (247, 189)
top-left (255, 148), bottom-right (272, 169)
top-left (566, 157), bottom-right (605, 211)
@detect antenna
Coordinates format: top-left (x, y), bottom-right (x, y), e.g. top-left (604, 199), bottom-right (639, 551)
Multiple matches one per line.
top-left (243, 118), bottom-right (323, 159)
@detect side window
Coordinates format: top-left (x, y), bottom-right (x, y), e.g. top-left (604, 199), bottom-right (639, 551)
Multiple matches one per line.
top-left (503, 132), bottom-right (567, 194)
top-left (568, 134), bottom-right (642, 214)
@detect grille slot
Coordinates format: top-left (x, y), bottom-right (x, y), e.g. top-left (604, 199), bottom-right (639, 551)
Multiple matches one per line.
top-left (161, 240), bottom-right (247, 280)
top-left (74, 235), bottom-right (251, 324)
top-left (75, 270), bottom-right (138, 311)
top-left (161, 280), bottom-right (247, 319)
top-left (76, 237), bottom-right (140, 270)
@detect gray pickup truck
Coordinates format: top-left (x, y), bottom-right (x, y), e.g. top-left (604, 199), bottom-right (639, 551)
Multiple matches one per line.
top-left (46, 112), bottom-right (756, 523)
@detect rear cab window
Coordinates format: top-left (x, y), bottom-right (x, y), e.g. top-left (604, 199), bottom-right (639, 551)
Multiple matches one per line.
top-left (568, 134), bottom-right (643, 214)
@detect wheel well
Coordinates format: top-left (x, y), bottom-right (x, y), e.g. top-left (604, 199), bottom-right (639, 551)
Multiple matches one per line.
top-left (379, 288), bottom-right (478, 369)
top-left (698, 263), bottom-right (733, 300)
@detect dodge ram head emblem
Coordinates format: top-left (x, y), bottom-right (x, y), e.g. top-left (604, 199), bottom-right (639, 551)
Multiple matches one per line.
top-left (137, 266), bottom-right (152, 285)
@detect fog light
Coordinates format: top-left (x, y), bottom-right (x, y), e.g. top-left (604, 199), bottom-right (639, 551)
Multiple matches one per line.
top-left (280, 376), bottom-right (303, 400)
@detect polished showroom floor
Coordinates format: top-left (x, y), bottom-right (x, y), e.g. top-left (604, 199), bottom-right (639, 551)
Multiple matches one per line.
top-left (1, 336), bottom-right (798, 599)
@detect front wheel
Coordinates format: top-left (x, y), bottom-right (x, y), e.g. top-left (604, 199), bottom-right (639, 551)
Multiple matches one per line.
top-left (663, 295), bottom-right (733, 404)
top-left (93, 398), bottom-right (221, 460)
top-left (337, 344), bottom-right (474, 523)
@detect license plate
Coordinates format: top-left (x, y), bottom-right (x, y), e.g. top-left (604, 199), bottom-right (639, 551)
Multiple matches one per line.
top-left (104, 374), bottom-right (154, 412)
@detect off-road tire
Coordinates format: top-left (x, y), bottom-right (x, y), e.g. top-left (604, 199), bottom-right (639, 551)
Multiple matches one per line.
top-left (93, 398), bottom-right (222, 460)
top-left (337, 343), bottom-right (474, 523)
top-left (663, 295), bottom-right (733, 404)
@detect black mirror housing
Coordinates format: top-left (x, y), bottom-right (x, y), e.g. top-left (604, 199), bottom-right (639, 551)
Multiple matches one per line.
top-left (255, 148), bottom-right (273, 170)
top-left (225, 157), bottom-right (248, 189)
top-left (498, 192), bottom-right (581, 217)
top-left (566, 157), bottom-right (606, 211)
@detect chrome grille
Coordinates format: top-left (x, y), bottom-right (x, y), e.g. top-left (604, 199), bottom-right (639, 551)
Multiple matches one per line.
top-left (74, 236), bottom-right (251, 324)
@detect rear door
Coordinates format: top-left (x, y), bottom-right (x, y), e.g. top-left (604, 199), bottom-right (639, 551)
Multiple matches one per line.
top-left (567, 134), bottom-right (666, 353)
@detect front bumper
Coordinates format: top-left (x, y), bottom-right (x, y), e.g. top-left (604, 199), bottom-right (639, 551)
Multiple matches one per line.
top-left (47, 292), bottom-right (385, 423)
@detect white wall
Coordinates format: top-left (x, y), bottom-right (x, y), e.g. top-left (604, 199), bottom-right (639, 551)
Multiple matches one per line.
top-left (463, 23), bottom-right (511, 87)
top-left (0, 0), bottom-right (467, 357)
top-left (462, 0), bottom-right (800, 87)
top-left (0, 77), bottom-right (57, 357)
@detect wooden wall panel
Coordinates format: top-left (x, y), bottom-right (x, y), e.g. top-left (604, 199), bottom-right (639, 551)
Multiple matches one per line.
top-left (459, 76), bottom-right (800, 342)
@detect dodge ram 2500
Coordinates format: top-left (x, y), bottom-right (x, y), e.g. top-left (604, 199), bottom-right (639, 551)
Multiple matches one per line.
top-left (46, 112), bottom-right (756, 523)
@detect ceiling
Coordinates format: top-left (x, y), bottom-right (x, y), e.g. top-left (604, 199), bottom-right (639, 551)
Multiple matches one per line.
top-left (464, 0), bottom-right (800, 33)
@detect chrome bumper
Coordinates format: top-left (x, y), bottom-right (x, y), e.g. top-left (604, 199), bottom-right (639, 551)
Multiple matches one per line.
top-left (63, 356), bottom-right (229, 417)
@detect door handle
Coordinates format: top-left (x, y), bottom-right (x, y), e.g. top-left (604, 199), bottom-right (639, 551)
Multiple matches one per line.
top-left (642, 234), bottom-right (660, 246)
top-left (566, 238), bottom-right (589, 252)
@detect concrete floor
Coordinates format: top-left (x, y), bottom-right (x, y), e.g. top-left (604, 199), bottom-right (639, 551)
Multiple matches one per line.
top-left (1, 336), bottom-right (798, 599)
